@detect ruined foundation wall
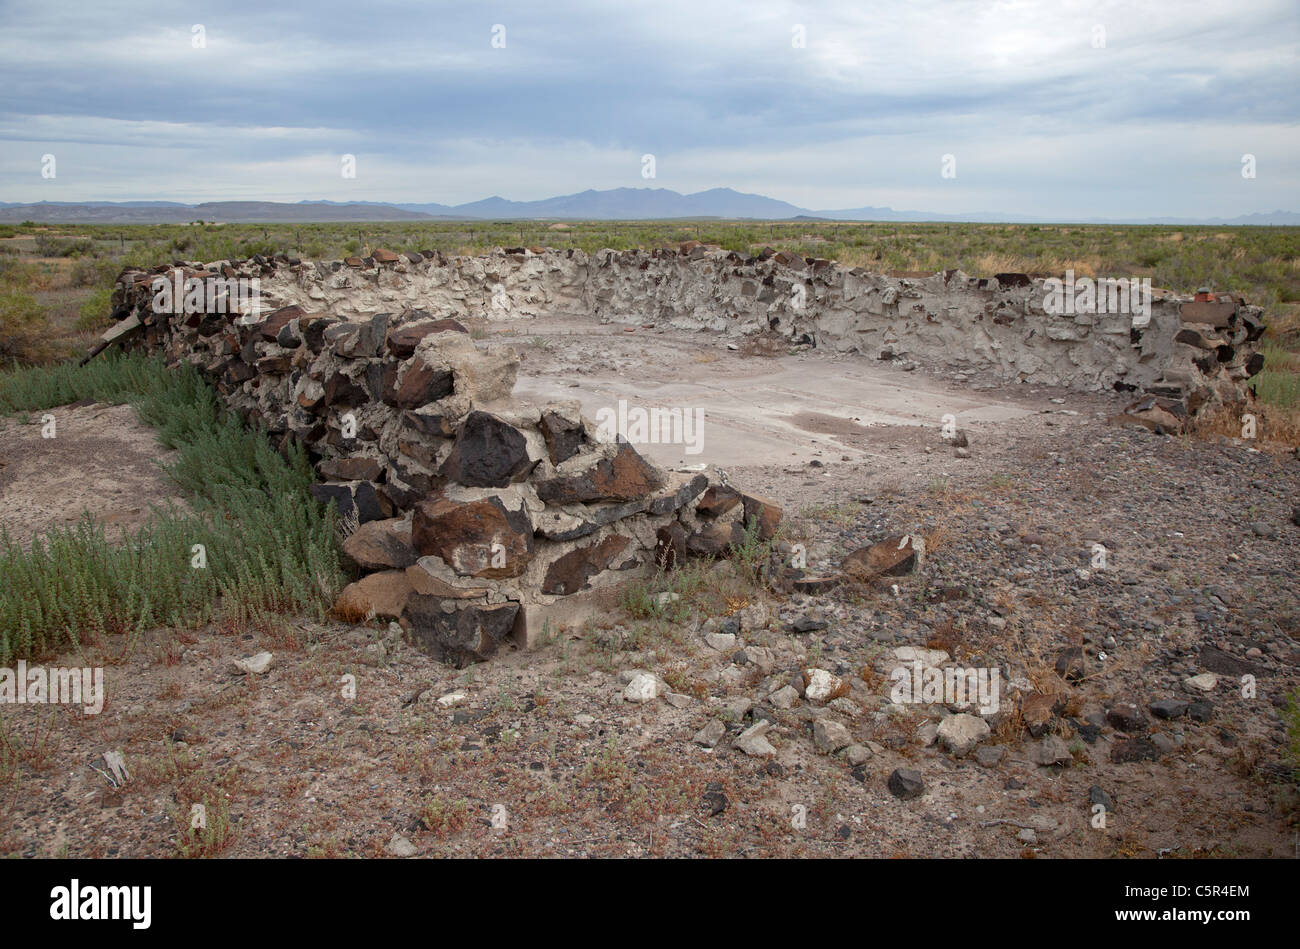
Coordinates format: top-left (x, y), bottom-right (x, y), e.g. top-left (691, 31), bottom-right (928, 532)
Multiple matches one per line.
top-left (256, 244), bottom-right (1265, 400)
top-left (104, 244), bottom-right (1264, 665)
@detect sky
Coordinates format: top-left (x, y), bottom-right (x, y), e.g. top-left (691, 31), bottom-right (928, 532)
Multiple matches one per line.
top-left (0, 0), bottom-right (1297, 218)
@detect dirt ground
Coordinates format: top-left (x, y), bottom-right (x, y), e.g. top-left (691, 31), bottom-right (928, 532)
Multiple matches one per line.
top-left (1, 326), bottom-right (1297, 859)
top-left (0, 401), bottom-right (186, 548)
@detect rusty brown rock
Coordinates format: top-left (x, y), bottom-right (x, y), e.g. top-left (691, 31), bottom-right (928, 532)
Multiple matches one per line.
top-left (542, 534), bottom-right (634, 595)
top-left (1179, 300), bottom-right (1236, 328)
top-left (696, 484), bottom-right (741, 518)
top-left (333, 570), bottom-right (415, 622)
top-left (319, 456), bottom-right (385, 483)
top-left (341, 517), bottom-right (417, 571)
top-left (741, 492), bottom-right (782, 540)
top-left (386, 319), bottom-right (469, 358)
top-left (1021, 692), bottom-right (1063, 738)
top-left (258, 305), bottom-right (308, 342)
top-left (535, 442), bottom-right (664, 504)
top-left (842, 534), bottom-right (920, 578)
top-left (385, 360), bottom-right (455, 409)
top-left (411, 495), bottom-right (533, 579)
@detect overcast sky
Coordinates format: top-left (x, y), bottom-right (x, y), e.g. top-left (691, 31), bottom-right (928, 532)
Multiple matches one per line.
top-left (0, 0), bottom-right (1296, 217)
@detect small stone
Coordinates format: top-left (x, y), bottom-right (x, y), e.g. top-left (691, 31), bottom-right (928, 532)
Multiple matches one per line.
top-left (1028, 735), bottom-right (1072, 767)
top-left (842, 744), bottom-right (872, 766)
top-left (623, 672), bottom-right (662, 703)
top-left (693, 719), bottom-right (726, 749)
top-left (769, 685), bottom-right (800, 710)
top-left (1187, 700), bottom-right (1214, 723)
top-left (1017, 828), bottom-right (1037, 845)
top-left (803, 668), bottom-right (848, 704)
top-left (1149, 699), bottom-right (1190, 720)
top-left (665, 692), bottom-right (694, 709)
top-left (887, 768), bottom-right (925, 800)
top-left (1105, 702), bottom-right (1147, 733)
top-left (705, 632), bottom-right (737, 652)
top-left (1088, 785), bottom-right (1116, 813)
top-left (436, 690), bottom-right (468, 707)
top-left (974, 745), bottom-right (1005, 768)
top-left (813, 718), bottom-right (853, 754)
top-left (733, 721), bottom-right (777, 757)
top-left (1184, 672), bottom-right (1219, 692)
top-left (231, 651), bottom-right (273, 675)
top-left (1112, 738), bottom-right (1161, 763)
top-left (385, 834), bottom-right (417, 857)
top-left (937, 713), bottom-right (991, 757)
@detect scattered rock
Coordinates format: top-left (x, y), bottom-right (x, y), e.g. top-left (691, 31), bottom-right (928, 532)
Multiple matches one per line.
top-left (385, 834), bottom-right (417, 857)
top-left (803, 668), bottom-right (849, 704)
top-left (887, 768), bottom-right (925, 800)
top-left (693, 719), bottom-right (726, 749)
top-left (623, 672), bottom-right (663, 703)
top-left (936, 713), bottom-right (991, 757)
top-left (1028, 735), bottom-right (1072, 767)
top-left (231, 652), bottom-right (273, 675)
top-left (733, 721), bottom-right (777, 757)
top-left (813, 718), bottom-right (853, 754)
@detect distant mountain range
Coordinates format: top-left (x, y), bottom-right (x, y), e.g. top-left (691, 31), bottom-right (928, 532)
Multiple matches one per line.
top-left (1, 189), bottom-right (1296, 225)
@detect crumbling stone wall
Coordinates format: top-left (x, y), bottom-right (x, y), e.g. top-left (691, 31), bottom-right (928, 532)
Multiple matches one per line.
top-left (107, 256), bottom-right (784, 666)
top-left (254, 243), bottom-right (1264, 403)
top-left (104, 243), bottom-right (1264, 664)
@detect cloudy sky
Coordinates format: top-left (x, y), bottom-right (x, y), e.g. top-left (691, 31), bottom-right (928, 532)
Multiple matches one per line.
top-left (0, 0), bottom-right (1296, 217)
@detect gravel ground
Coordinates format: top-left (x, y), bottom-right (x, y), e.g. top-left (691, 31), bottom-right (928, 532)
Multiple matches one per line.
top-left (2, 369), bottom-right (1296, 858)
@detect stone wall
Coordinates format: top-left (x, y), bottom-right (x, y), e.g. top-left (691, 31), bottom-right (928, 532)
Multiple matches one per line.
top-left (107, 254), bottom-right (788, 666)
top-left (103, 243), bottom-right (1265, 664)
top-left (252, 243), bottom-right (1265, 401)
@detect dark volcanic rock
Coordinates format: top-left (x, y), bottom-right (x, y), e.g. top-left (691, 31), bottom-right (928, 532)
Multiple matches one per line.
top-left (539, 410), bottom-right (585, 465)
top-left (887, 768), bottom-right (925, 800)
top-left (441, 411), bottom-right (535, 488)
top-left (696, 484), bottom-right (741, 518)
top-left (842, 534), bottom-right (919, 579)
top-left (385, 318), bottom-right (468, 358)
top-left (535, 442), bottom-right (664, 504)
top-left (404, 598), bottom-right (519, 667)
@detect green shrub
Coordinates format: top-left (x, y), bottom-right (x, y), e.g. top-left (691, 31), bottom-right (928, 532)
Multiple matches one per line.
top-left (0, 353), bottom-right (346, 660)
top-left (0, 290), bottom-right (50, 362)
top-left (76, 286), bottom-right (114, 332)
